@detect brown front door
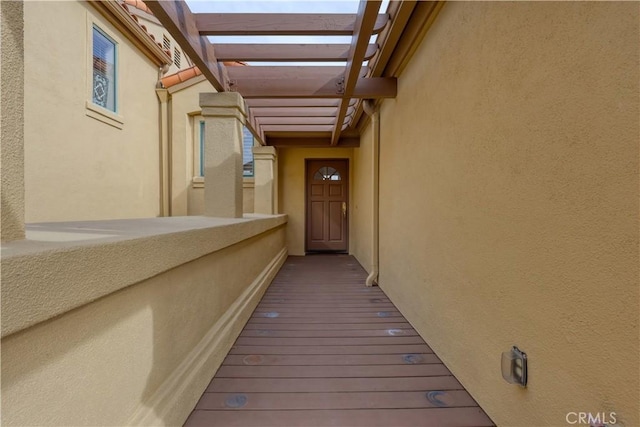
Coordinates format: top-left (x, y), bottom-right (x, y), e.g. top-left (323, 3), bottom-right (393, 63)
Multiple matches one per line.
top-left (306, 159), bottom-right (349, 252)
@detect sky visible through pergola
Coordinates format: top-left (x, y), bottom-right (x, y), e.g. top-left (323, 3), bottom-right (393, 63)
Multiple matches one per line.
top-left (185, 0), bottom-right (390, 66)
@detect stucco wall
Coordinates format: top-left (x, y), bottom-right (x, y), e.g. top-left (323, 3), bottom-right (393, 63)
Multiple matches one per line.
top-left (23, 1), bottom-right (162, 222)
top-left (1, 1), bottom-right (26, 241)
top-left (350, 123), bottom-right (374, 273)
top-left (365, 2), bottom-right (639, 426)
top-left (278, 147), bottom-right (353, 255)
top-left (1, 218), bottom-right (287, 426)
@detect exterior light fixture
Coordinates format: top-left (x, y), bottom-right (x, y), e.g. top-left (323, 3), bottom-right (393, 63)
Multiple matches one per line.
top-left (501, 346), bottom-right (527, 387)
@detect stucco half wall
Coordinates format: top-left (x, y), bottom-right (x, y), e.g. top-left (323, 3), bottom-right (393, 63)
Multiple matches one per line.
top-left (1, 215), bottom-right (287, 426)
top-left (278, 147), bottom-right (353, 255)
top-left (349, 2), bottom-right (639, 426)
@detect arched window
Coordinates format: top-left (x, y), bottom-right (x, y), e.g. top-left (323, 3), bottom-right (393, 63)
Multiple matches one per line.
top-left (313, 166), bottom-right (341, 181)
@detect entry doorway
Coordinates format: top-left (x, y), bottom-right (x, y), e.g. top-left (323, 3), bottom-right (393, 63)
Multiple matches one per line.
top-left (305, 159), bottom-right (349, 252)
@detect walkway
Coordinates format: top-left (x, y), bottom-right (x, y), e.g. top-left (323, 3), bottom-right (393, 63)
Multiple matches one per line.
top-left (184, 255), bottom-right (494, 426)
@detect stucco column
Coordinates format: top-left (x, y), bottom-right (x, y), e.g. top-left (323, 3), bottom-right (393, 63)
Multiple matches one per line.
top-left (199, 92), bottom-right (246, 218)
top-left (252, 146), bottom-right (277, 214)
top-left (1, 1), bottom-right (26, 241)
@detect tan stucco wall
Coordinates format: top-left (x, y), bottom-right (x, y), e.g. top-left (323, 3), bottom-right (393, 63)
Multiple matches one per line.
top-left (168, 79), bottom-right (214, 216)
top-left (361, 2), bottom-right (639, 426)
top-left (188, 179), bottom-right (254, 215)
top-left (23, 1), bottom-right (162, 222)
top-left (278, 147), bottom-right (353, 255)
top-left (1, 1), bottom-right (26, 241)
top-left (1, 218), bottom-right (287, 426)
top-left (350, 123), bottom-right (373, 272)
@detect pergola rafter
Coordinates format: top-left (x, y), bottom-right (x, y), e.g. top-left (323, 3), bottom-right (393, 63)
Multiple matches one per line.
top-left (214, 44), bottom-right (378, 62)
top-left (331, 0), bottom-right (383, 145)
top-left (194, 13), bottom-right (389, 36)
top-left (146, 0), bottom-right (443, 146)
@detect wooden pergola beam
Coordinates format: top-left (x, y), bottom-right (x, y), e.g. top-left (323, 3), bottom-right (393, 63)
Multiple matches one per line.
top-left (256, 116), bottom-right (337, 126)
top-left (214, 44), bottom-right (378, 62)
top-left (227, 66), bottom-right (369, 80)
top-left (145, 0), bottom-right (225, 91)
top-left (267, 137), bottom-right (360, 147)
top-left (332, 0), bottom-right (383, 145)
top-left (261, 125), bottom-right (335, 133)
top-left (234, 77), bottom-right (396, 99)
top-left (246, 99), bottom-right (342, 108)
top-left (195, 13), bottom-right (389, 36)
top-left (250, 107), bottom-right (338, 117)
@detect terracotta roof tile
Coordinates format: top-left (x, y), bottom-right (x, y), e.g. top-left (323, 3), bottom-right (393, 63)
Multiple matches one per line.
top-left (122, 0), bottom-right (153, 15)
top-left (161, 62), bottom-right (247, 89)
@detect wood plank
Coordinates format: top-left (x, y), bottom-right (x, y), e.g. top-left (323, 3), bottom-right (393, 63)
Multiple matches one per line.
top-left (233, 337), bottom-right (425, 346)
top-left (244, 316), bottom-right (407, 324)
top-left (145, 0), bottom-right (224, 91)
top-left (228, 66), bottom-right (363, 80)
top-left (196, 390), bottom-right (476, 410)
top-left (332, 0), bottom-right (383, 144)
top-left (260, 125), bottom-right (334, 133)
top-left (233, 77), bottom-right (397, 99)
top-left (246, 99), bottom-right (341, 108)
top-left (195, 13), bottom-right (389, 36)
top-left (215, 364), bottom-right (450, 378)
top-left (239, 328), bottom-right (418, 338)
top-left (208, 376), bottom-right (462, 393)
top-left (250, 313), bottom-right (403, 320)
top-left (215, 43), bottom-right (378, 62)
top-left (253, 306), bottom-right (398, 313)
top-left (185, 408), bottom-right (493, 427)
top-left (222, 353), bottom-right (441, 366)
top-left (256, 117), bottom-right (336, 126)
top-left (250, 107), bottom-right (337, 117)
top-left (243, 322), bottom-right (412, 331)
top-left (267, 136), bottom-right (360, 147)
top-left (228, 344), bottom-right (434, 355)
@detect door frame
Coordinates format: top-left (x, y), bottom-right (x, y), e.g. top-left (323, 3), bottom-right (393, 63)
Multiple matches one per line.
top-left (304, 158), bottom-right (350, 253)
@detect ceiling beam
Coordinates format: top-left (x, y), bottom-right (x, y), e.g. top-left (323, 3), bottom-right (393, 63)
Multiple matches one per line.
top-left (145, 0), bottom-right (225, 91)
top-left (227, 66), bottom-right (369, 80)
top-left (250, 107), bottom-right (338, 117)
top-left (261, 125), bottom-right (335, 133)
top-left (331, 0), bottom-right (383, 145)
top-left (196, 13), bottom-right (389, 36)
top-left (214, 43), bottom-right (378, 62)
top-left (256, 116), bottom-right (336, 126)
top-left (246, 99), bottom-right (342, 108)
top-left (267, 137), bottom-right (360, 147)
top-left (351, 0), bottom-right (418, 129)
top-left (233, 76), bottom-right (396, 99)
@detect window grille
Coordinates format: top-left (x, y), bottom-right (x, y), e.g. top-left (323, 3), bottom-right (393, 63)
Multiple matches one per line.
top-left (92, 26), bottom-right (116, 112)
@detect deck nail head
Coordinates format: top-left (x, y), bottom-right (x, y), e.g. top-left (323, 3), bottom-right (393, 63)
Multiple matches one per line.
top-left (426, 391), bottom-right (450, 407)
top-left (225, 394), bottom-right (248, 408)
top-left (403, 354), bottom-right (424, 364)
top-left (262, 312), bottom-right (279, 318)
top-left (242, 355), bottom-right (265, 365)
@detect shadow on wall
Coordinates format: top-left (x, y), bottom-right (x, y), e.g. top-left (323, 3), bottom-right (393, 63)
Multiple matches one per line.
top-left (1, 230), bottom-right (282, 426)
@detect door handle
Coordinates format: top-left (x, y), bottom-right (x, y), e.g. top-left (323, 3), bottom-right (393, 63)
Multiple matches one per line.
top-left (342, 202), bottom-right (347, 219)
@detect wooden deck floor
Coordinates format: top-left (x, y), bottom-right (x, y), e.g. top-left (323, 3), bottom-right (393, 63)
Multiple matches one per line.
top-left (184, 255), bottom-right (494, 427)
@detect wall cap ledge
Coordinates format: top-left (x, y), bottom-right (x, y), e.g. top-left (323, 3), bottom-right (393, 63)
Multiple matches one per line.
top-left (0, 214), bottom-right (287, 338)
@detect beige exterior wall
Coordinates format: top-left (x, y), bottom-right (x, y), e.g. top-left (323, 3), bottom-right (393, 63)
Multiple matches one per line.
top-left (1, 217), bottom-right (287, 426)
top-left (278, 147), bottom-right (353, 255)
top-left (350, 123), bottom-right (374, 273)
top-left (168, 79), bottom-right (214, 216)
top-left (350, 2), bottom-right (639, 426)
top-left (168, 79), bottom-right (254, 215)
top-left (23, 1), bottom-right (162, 222)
